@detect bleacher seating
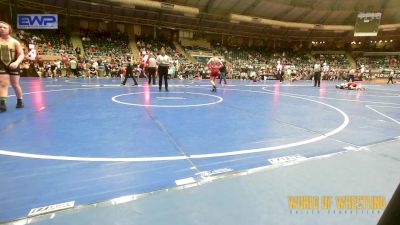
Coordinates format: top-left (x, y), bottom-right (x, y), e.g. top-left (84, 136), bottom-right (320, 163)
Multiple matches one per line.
top-left (136, 36), bottom-right (180, 57)
top-left (81, 29), bottom-right (130, 57)
top-left (313, 54), bottom-right (350, 69)
top-left (16, 29), bottom-right (74, 56)
top-left (356, 56), bottom-right (399, 70)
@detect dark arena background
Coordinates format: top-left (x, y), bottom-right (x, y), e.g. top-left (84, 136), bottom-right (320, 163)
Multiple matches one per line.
top-left (0, 0), bottom-right (400, 224)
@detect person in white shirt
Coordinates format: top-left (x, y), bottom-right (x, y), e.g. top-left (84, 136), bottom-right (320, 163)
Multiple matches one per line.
top-left (322, 62), bottom-right (329, 80)
top-left (360, 64), bottom-right (365, 74)
top-left (70, 58), bottom-right (78, 77)
top-left (387, 70), bottom-right (394, 84)
top-left (276, 60), bottom-right (284, 83)
top-left (92, 61), bottom-right (98, 70)
top-left (147, 53), bottom-right (157, 85)
top-left (156, 47), bottom-right (170, 91)
top-left (348, 68), bottom-right (355, 82)
top-left (313, 61), bottom-right (322, 87)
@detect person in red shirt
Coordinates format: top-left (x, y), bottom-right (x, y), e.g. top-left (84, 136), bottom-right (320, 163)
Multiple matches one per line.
top-left (61, 54), bottom-right (68, 64)
top-left (336, 82), bottom-right (365, 90)
top-left (207, 52), bottom-right (223, 92)
top-left (119, 64), bottom-right (126, 82)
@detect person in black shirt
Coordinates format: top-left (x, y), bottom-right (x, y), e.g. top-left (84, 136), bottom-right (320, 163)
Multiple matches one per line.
top-left (75, 47), bottom-right (81, 56)
top-left (121, 57), bottom-right (138, 86)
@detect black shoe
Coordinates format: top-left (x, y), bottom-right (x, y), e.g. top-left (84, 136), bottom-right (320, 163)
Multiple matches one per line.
top-left (16, 100), bottom-right (24, 109)
top-left (165, 89), bottom-right (169, 92)
top-left (159, 88), bottom-right (162, 92)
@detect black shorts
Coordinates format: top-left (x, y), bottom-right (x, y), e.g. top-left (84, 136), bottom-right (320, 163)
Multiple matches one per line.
top-left (0, 65), bottom-right (20, 76)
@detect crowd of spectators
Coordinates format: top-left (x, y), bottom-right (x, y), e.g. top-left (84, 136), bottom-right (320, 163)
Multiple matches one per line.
top-left (81, 29), bottom-right (130, 57)
top-left (15, 29), bottom-right (399, 81)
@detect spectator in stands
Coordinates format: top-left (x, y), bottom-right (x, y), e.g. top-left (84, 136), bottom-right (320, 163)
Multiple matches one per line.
top-left (28, 61), bottom-right (38, 77)
top-left (322, 62), bottom-right (329, 80)
top-left (97, 60), bottom-right (105, 77)
top-left (70, 58), bottom-right (78, 77)
top-left (88, 64), bottom-right (98, 78)
top-left (168, 62), bottom-right (176, 79)
top-left (91, 59), bottom-right (98, 71)
top-left (55, 59), bottom-right (62, 77)
top-left (61, 54), bottom-right (68, 65)
top-left (75, 47), bottom-right (81, 56)
top-left (240, 71), bottom-right (248, 80)
top-left (104, 61), bottom-right (110, 77)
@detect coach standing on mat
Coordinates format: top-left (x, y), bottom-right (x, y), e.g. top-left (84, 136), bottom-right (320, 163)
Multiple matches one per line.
top-left (121, 56), bottom-right (138, 86)
top-left (156, 47), bottom-right (170, 92)
top-left (219, 59), bottom-right (227, 85)
top-left (0, 21), bottom-right (25, 113)
top-left (147, 53), bottom-right (157, 85)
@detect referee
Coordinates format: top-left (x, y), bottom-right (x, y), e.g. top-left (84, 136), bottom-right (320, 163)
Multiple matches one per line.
top-left (313, 60), bottom-right (322, 87)
top-left (156, 47), bottom-right (170, 92)
top-left (387, 71), bottom-right (394, 84)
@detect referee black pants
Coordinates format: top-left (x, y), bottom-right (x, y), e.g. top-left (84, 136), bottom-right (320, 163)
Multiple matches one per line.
top-left (158, 66), bottom-right (168, 91)
top-left (314, 72), bottom-right (321, 87)
top-left (148, 67), bottom-right (156, 85)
